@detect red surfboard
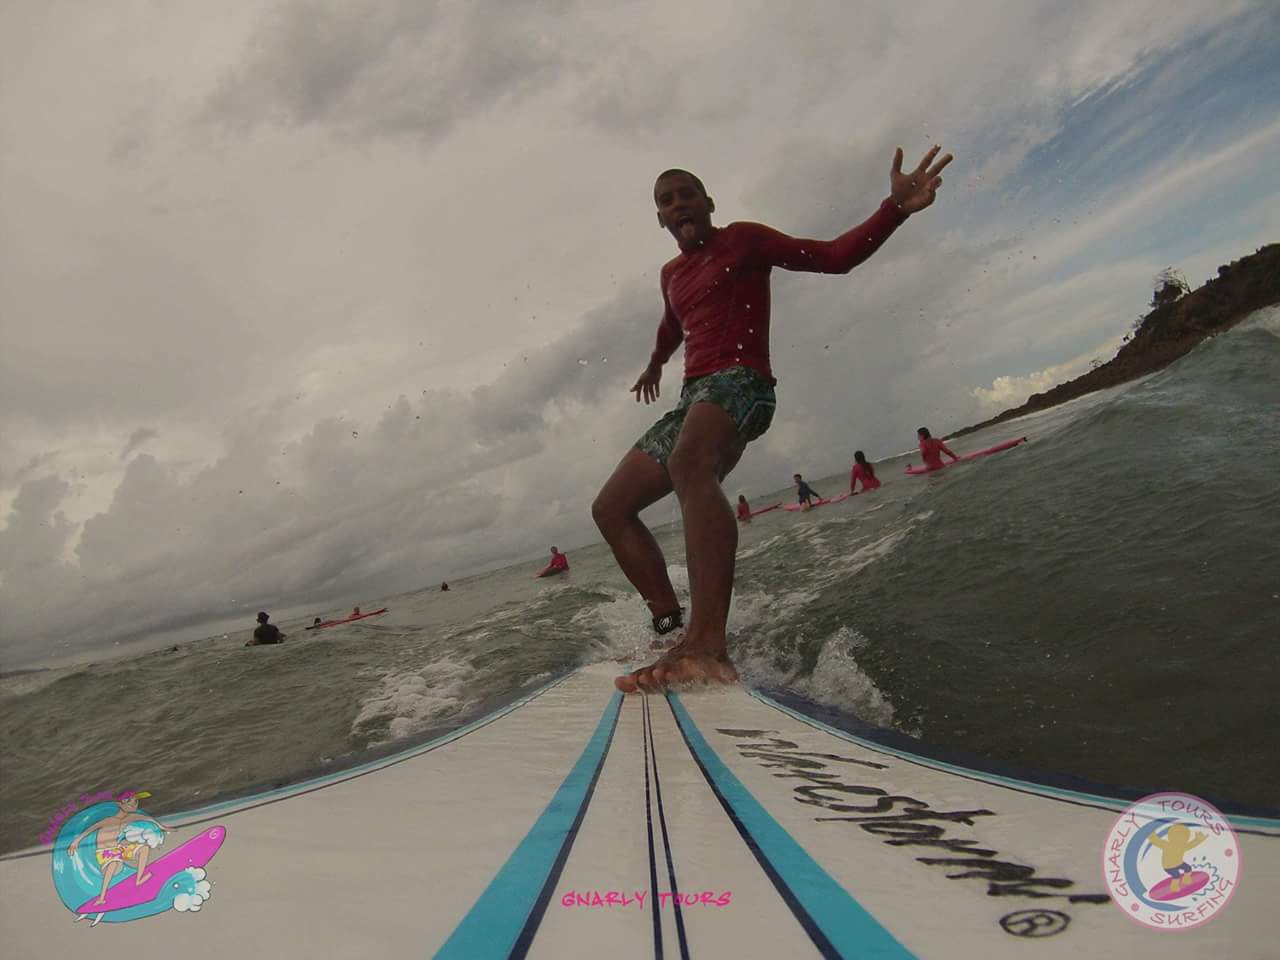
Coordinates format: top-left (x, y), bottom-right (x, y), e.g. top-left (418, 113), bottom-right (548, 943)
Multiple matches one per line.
top-left (905, 437), bottom-right (1027, 475)
top-left (310, 608), bottom-right (388, 629)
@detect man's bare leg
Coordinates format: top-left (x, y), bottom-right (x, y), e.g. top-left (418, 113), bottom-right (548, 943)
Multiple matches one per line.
top-left (132, 846), bottom-right (152, 885)
top-left (592, 447), bottom-right (680, 621)
top-left (95, 859), bottom-right (121, 903)
top-left (617, 403), bottom-right (743, 692)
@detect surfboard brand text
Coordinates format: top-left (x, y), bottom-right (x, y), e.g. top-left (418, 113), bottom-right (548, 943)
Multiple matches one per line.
top-left (717, 728), bottom-right (1111, 908)
top-left (561, 890), bottom-right (732, 908)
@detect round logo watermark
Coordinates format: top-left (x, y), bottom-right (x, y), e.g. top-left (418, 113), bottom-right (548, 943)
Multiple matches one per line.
top-left (1102, 792), bottom-right (1240, 931)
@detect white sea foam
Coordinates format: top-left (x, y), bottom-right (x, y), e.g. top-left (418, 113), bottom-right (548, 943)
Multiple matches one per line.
top-left (785, 628), bottom-right (895, 727)
top-left (350, 656), bottom-right (475, 745)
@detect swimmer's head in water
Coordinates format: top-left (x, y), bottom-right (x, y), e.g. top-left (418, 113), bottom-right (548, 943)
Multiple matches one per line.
top-left (917, 427), bottom-right (931, 439)
top-left (793, 474), bottom-right (802, 482)
top-left (738, 494), bottom-right (747, 503)
top-left (256, 611), bottom-right (269, 623)
top-left (654, 169), bottom-right (715, 249)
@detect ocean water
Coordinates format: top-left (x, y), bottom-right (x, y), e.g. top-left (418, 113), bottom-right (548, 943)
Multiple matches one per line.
top-left (2, 306), bottom-right (1277, 853)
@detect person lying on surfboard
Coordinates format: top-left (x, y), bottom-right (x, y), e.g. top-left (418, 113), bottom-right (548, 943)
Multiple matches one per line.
top-left (534, 546), bottom-right (570, 578)
top-left (594, 145), bottom-right (953, 693)
top-left (736, 495), bottom-right (752, 522)
top-left (793, 473), bottom-right (822, 510)
top-left (917, 427), bottom-right (959, 471)
top-left (850, 450), bottom-right (881, 493)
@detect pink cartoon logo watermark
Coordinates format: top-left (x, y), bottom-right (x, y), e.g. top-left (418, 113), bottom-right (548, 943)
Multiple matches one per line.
top-left (48, 789), bottom-right (228, 926)
top-left (1102, 791), bottom-right (1240, 931)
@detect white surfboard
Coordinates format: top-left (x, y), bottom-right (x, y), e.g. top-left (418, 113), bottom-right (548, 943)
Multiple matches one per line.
top-left (1, 661), bottom-right (1273, 957)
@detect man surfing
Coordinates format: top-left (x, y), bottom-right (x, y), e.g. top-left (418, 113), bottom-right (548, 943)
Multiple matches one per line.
top-left (593, 145), bottom-right (952, 693)
top-left (67, 791), bottom-right (174, 905)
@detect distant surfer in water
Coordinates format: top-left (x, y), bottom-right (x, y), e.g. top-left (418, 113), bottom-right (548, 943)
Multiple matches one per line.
top-left (736, 494), bottom-right (752, 522)
top-left (917, 427), bottom-right (959, 471)
top-left (534, 546), bottom-right (570, 578)
top-left (441, 582), bottom-right (450, 591)
top-left (593, 145), bottom-right (952, 693)
top-left (850, 450), bottom-right (881, 493)
top-left (246, 611), bottom-right (285, 646)
top-left (793, 473), bottom-right (821, 510)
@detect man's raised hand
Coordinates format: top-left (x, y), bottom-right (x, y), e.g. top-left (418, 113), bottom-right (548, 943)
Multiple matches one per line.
top-left (891, 144), bottom-right (953, 214)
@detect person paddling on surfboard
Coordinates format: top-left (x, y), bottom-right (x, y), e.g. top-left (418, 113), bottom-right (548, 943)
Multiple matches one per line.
top-left (793, 473), bottom-right (822, 510)
top-left (534, 546), bottom-right (570, 578)
top-left (595, 146), bottom-right (953, 693)
top-left (917, 427), bottom-right (959, 471)
top-left (850, 450), bottom-right (881, 493)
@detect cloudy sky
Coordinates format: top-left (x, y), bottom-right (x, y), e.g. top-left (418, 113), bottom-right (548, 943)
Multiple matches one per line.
top-left (2, 0), bottom-right (1278, 666)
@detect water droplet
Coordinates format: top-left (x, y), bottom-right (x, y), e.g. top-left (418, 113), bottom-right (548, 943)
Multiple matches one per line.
top-left (736, 343), bottom-right (744, 349)
top-left (352, 431), bottom-right (359, 438)
top-left (747, 328), bottom-right (754, 333)
top-left (578, 358), bottom-right (588, 365)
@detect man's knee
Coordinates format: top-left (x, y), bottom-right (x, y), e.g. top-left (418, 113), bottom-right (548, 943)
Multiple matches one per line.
top-left (591, 493), bottom-right (616, 534)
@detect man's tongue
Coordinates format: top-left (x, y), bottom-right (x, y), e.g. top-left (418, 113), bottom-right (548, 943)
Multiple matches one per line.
top-left (679, 221), bottom-right (698, 242)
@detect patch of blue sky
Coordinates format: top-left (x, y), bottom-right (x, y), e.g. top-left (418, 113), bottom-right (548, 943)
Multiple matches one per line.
top-left (1019, 13), bottom-right (1280, 211)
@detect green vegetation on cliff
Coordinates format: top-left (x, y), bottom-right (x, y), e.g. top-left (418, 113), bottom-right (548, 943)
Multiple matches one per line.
top-left (952, 243), bottom-right (1280, 439)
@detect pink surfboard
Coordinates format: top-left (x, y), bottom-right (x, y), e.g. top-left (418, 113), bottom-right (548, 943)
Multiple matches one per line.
top-left (1148, 870), bottom-right (1210, 902)
top-left (783, 493), bottom-right (851, 512)
top-left (749, 502), bottom-right (783, 517)
top-left (76, 827), bottom-right (227, 915)
top-left (905, 437), bottom-right (1027, 475)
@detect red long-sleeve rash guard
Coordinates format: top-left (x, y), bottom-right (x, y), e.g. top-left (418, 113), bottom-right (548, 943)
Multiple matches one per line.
top-left (649, 199), bottom-right (907, 384)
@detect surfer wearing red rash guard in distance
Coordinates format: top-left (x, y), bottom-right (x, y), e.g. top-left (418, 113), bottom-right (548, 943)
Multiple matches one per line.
top-left (534, 546), bottom-right (570, 578)
top-left (592, 145), bottom-right (953, 693)
top-left (850, 450), bottom-right (881, 493)
top-left (917, 427), bottom-right (959, 471)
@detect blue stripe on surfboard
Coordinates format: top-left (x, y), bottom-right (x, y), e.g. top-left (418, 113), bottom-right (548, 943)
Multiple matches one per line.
top-left (434, 690), bottom-right (624, 960)
top-left (666, 692), bottom-right (915, 960)
top-left (749, 688), bottom-right (1280, 834)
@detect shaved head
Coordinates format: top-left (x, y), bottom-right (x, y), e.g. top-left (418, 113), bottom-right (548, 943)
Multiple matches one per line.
top-left (654, 168), bottom-right (707, 200)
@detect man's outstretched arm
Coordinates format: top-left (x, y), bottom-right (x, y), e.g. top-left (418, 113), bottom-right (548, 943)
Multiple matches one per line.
top-left (751, 145), bottom-right (953, 274)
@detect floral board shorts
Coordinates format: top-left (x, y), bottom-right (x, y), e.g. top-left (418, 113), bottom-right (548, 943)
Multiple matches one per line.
top-left (635, 365), bottom-right (776, 467)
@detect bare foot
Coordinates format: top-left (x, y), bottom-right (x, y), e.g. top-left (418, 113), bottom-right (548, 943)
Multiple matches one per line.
top-left (134, 871), bottom-right (152, 886)
top-left (615, 648), bottom-right (737, 693)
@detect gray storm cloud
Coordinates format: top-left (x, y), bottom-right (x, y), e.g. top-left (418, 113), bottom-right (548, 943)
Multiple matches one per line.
top-left (1, 0), bottom-right (1274, 667)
